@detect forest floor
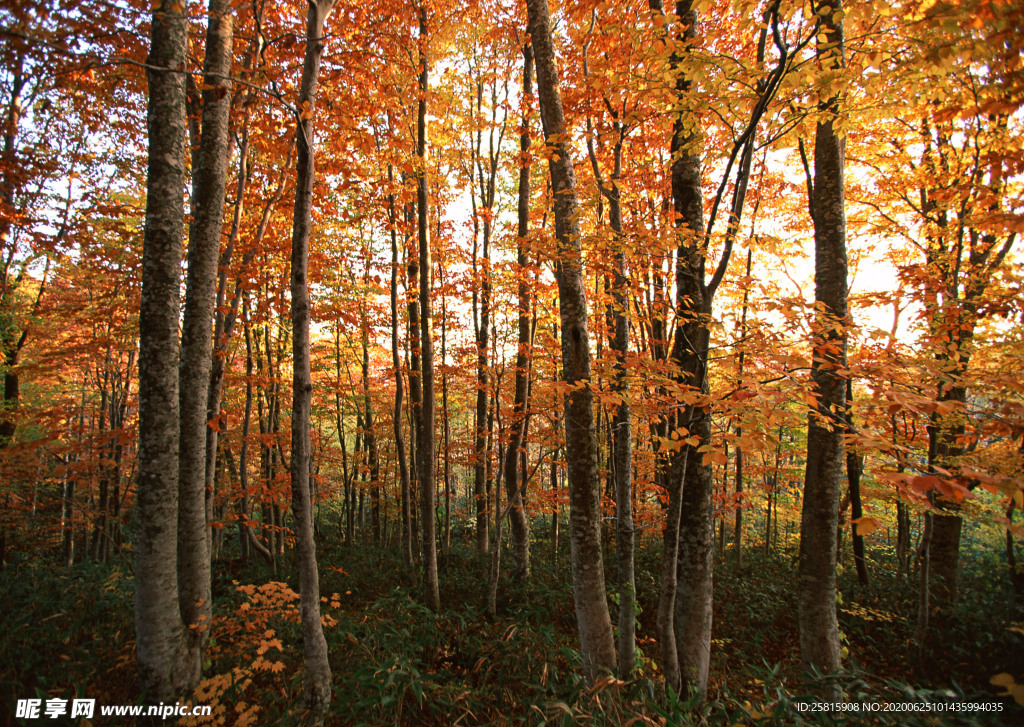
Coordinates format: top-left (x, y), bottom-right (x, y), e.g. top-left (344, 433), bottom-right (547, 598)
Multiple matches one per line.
top-left (2, 521), bottom-right (1022, 725)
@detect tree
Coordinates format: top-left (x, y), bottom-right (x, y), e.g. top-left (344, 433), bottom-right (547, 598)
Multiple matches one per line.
top-left (135, 0), bottom-right (190, 702)
top-left (526, 0), bottom-right (617, 679)
top-left (797, 0), bottom-right (847, 689)
top-left (388, 161), bottom-right (414, 570)
top-left (176, 0), bottom-right (234, 679)
top-left (653, 0), bottom-right (795, 697)
top-left (502, 40), bottom-right (534, 584)
top-left (416, 5), bottom-right (441, 613)
top-left (848, 0), bottom-right (1022, 646)
top-left (288, 0), bottom-right (336, 718)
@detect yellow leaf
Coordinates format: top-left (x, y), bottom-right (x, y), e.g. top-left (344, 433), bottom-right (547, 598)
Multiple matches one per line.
top-left (852, 516), bottom-right (882, 537)
top-left (990, 672), bottom-right (1016, 688)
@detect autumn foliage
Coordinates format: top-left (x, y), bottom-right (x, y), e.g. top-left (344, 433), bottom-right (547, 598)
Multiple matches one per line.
top-left (1, 0), bottom-right (1023, 722)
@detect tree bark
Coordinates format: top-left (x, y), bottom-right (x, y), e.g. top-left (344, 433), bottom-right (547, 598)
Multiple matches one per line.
top-left (417, 7), bottom-right (440, 612)
top-left (361, 256), bottom-right (381, 544)
top-left (177, 0), bottom-right (234, 682)
top-left (136, 0), bottom-right (190, 701)
top-left (502, 42), bottom-right (534, 584)
top-left (288, 0), bottom-right (335, 719)
top-left (661, 0), bottom-right (715, 698)
top-left (798, 0), bottom-right (847, 690)
top-left (388, 165), bottom-right (414, 572)
top-left (845, 381), bottom-right (868, 585)
top-left (404, 202), bottom-right (422, 562)
top-left (527, 0), bottom-right (616, 680)
top-left (734, 248), bottom-right (752, 573)
top-left (896, 497), bottom-right (911, 577)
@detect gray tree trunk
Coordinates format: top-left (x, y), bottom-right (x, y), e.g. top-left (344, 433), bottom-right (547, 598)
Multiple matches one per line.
top-left (288, 0), bottom-right (335, 719)
top-left (798, 0), bottom-right (847, 691)
top-left (417, 7), bottom-right (441, 612)
top-left (136, 0), bottom-right (190, 702)
top-left (526, 0), bottom-right (616, 680)
top-left (177, 0), bottom-right (234, 683)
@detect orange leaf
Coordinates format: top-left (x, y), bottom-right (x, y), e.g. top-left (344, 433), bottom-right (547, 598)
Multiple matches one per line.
top-left (851, 516), bottom-right (882, 537)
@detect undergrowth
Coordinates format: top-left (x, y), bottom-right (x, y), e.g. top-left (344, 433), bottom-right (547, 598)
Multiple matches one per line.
top-left (2, 525), bottom-right (1021, 725)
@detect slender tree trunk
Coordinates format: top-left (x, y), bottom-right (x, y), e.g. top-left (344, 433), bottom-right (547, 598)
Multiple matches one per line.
top-left (612, 258), bottom-right (636, 680)
top-left (605, 136), bottom-right (635, 681)
top-left (798, 0), bottom-right (847, 691)
top-left (389, 166), bottom-right (414, 572)
top-left (502, 43), bottom-right (534, 584)
top-left (551, 446), bottom-right (560, 563)
top-left (487, 371), bottom-right (505, 619)
top-left (845, 381), bottom-right (868, 585)
top-left (473, 220), bottom-right (491, 555)
top-left (897, 497), bottom-right (911, 577)
top-left (237, 326), bottom-right (253, 561)
top-left (288, 1), bottom-right (335, 718)
top-left (441, 264), bottom-right (451, 552)
top-left (1007, 500), bottom-right (1024, 598)
top-left (360, 259), bottom-right (381, 544)
top-left (0, 54), bottom-right (29, 449)
top-left (734, 248), bottom-right (752, 573)
top-left (527, 0), bottom-right (616, 680)
top-left (405, 201), bottom-right (422, 562)
top-left (417, 7), bottom-right (440, 612)
top-left (136, 0), bottom-right (189, 701)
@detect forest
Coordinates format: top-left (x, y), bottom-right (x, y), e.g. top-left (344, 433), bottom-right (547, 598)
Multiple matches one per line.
top-left (1, 0), bottom-right (1023, 724)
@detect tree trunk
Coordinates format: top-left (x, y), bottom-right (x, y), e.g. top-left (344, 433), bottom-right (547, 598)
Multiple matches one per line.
top-left (664, 0), bottom-right (717, 697)
top-left (527, 0), bottom-right (616, 680)
top-left (734, 248), bottom-right (752, 573)
top-left (502, 42), bottom-right (534, 584)
top-left (135, 0), bottom-right (190, 701)
top-left (417, 7), bottom-right (440, 612)
top-left (405, 200), bottom-right (422, 563)
top-left (441, 271), bottom-right (451, 552)
top-left (927, 511), bottom-right (962, 603)
top-left (389, 165), bottom-right (414, 572)
top-left (846, 381), bottom-right (868, 585)
top-left (550, 447), bottom-right (560, 563)
top-left (361, 258), bottom-right (381, 544)
top-left (914, 507), bottom-right (933, 665)
top-left (607, 136), bottom-right (635, 681)
top-left (798, 0), bottom-right (847, 691)
top-left (288, 1), bottom-right (335, 719)
top-left (0, 54), bottom-right (27, 449)
top-left (177, 0), bottom-right (233, 680)
top-left (896, 497), bottom-right (911, 577)
top-left (648, 0), bottom-right (713, 698)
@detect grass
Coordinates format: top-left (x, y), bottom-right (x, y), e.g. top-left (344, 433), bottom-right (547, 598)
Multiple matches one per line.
top-left (1, 519), bottom-right (1021, 725)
